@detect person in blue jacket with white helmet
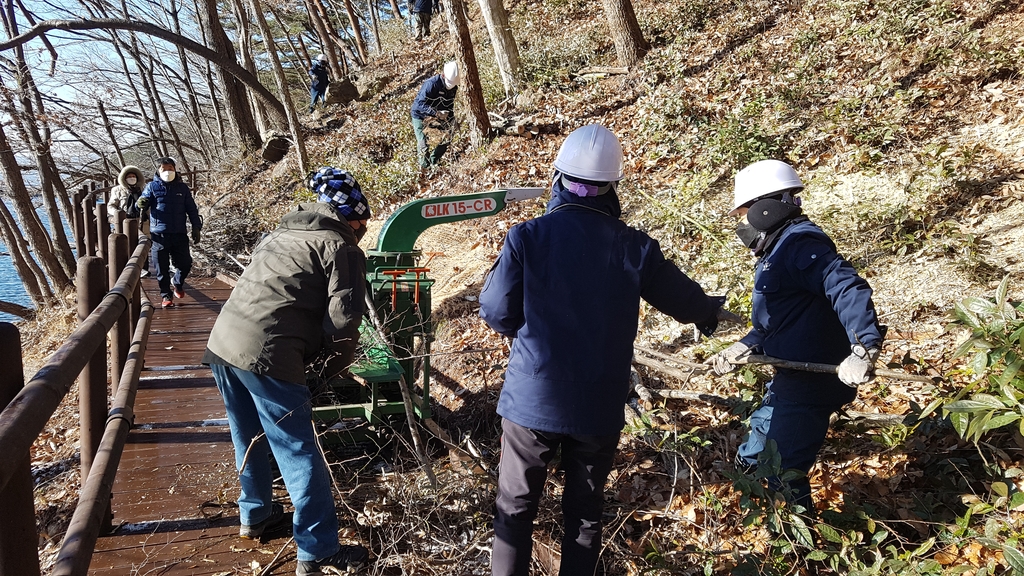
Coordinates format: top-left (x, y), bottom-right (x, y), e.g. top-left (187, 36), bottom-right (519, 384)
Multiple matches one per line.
top-left (410, 61), bottom-right (459, 170)
top-left (709, 159), bottom-right (884, 510)
top-left (479, 124), bottom-right (727, 576)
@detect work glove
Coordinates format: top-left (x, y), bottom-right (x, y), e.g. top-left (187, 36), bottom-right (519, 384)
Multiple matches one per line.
top-left (137, 196), bottom-right (150, 210)
top-left (708, 342), bottom-right (752, 376)
top-left (191, 229), bottom-right (201, 245)
top-left (437, 110), bottom-right (450, 121)
top-left (837, 345), bottom-right (880, 387)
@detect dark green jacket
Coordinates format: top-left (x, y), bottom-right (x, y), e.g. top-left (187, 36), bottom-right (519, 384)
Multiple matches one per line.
top-left (204, 203), bottom-right (366, 384)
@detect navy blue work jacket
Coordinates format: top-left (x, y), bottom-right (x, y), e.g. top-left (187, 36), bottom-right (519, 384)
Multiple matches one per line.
top-left (412, 0), bottom-right (435, 13)
top-left (309, 61), bottom-right (330, 91)
top-left (410, 75), bottom-right (456, 120)
top-left (739, 218), bottom-right (882, 405)
top-left (141, 174), bottom-right (201, 235)
top-left (479, 182), bottom-right (719, 436)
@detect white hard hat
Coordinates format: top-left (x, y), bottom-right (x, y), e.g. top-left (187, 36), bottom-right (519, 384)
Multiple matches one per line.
top-left (317, 54), bottom-right (327, 62)
top-left (552, 124), bottom-right (624, 182)
top-left (442, 61), bottom-right (460, 87)
top-left (731, 159), bottom-right (804, 215)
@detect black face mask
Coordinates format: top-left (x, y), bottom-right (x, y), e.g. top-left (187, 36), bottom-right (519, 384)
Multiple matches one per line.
top-left (736, 222), bottom-right (763, 249)
top-left (352, 224), bottom-right (367, 244)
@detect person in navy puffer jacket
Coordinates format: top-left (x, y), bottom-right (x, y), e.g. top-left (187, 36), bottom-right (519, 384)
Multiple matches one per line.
top-left (479, 124), bottom-right (726, 576)
top-left (709, 159), bottom-right (884, 511)
top-left (409, 0), bottom-right (438, 39)
top-left (138, 157), bottom-right (202, 309)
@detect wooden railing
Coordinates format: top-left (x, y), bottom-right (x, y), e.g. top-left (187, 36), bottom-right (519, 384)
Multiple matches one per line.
top-left (0, 188), bottom-right (153, 576)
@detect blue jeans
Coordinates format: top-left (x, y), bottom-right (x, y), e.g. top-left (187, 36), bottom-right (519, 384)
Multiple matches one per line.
top-left (211, 364), bottom-right (340, 561)
top-left (738, 388), bottom-right (843, 508)
top-left (492, 419), bottom-right (619, 576)
top-left (150, 231), bottom-right (192, 300)
top-left (310, 86), bottom-right (327, 111)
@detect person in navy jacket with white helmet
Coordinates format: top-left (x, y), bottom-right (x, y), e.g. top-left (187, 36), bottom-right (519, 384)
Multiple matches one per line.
top-left (709, 159), bottom-right (884, 510)
top-left (479, 124), bottom-right (727, 576)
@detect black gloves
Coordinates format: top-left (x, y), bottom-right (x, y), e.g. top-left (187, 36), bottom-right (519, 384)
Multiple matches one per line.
top-left (192, 229), bottom-right (201, 245)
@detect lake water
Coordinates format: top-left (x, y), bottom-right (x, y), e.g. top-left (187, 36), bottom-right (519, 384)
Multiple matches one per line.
top-left (0, 199), bottom-right (75, 323)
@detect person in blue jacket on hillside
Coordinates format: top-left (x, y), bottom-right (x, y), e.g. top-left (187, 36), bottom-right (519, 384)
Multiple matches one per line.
top-left (410, 61), bottom-right (458, 171)
top-left (479, 124), bottom-right (727, 576)
top-left (409, 0), bottom-right (438, 40)
top-left (709, 159), bottom-right (884, 510)
top-left (308, 54), bottom-right (330, 113)
top-left (137, 157), bottom-right (201, 309)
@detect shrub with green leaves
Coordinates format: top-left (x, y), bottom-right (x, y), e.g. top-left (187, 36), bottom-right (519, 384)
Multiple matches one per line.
top-left (945, 276), bottom-right (1024, 442)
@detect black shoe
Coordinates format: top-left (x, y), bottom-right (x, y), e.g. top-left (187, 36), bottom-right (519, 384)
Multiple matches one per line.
top-left (296, 545), bottom-right (369, 575)
top-left (239, 502), bottom-right (286, 539)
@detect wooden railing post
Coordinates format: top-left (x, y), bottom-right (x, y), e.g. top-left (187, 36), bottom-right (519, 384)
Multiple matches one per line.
top-left (83, 195), bottom-right (97, 257)
top-left (72, 188), bottom-right (86, 258)
top-left (95, 202), bottom-right (109, 264)
top-left (0, 323), bottom-right (41, 576)
top-left (114, 211), bottom-right (125, 235)
top-left (108, 234), bottom-right (129, 393)
top-left (77, 257), bottom-right (106, 484)
top-left (126, 219), bottom-right (141, 327)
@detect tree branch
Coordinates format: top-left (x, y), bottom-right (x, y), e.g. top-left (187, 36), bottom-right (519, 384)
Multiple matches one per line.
top-left (0, 17), bottom-right (286, 119)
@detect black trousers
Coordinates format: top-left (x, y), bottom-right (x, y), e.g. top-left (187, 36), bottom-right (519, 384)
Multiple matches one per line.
top-left (150, 231), bottom-right (192, 300)
top-left (492, 419), bottom-right (619, 576)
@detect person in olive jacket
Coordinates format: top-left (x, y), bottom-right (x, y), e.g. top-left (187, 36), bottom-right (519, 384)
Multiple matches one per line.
top-left (202, 167), bottom-right (371, 576)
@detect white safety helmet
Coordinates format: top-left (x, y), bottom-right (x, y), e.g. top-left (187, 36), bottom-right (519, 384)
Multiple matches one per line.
top-left (552, 124), bottom-right (624, 183)
top-left (730, 159), bottom-right (804, 215)
top-left (442, 61), bottom-right (460, 88)
top-left (317, 54), bottom-right (328, 62)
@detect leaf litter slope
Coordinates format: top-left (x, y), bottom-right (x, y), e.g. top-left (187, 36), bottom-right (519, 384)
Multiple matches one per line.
top-left (21, 0), bottom-right (1024, 572)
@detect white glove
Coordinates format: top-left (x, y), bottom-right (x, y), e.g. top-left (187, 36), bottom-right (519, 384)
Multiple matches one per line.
top-left (437, 110), bottom-right (450, 121)
top-left (708, 342), bottom-right (752, 375)
top-left (837, 345), bottom-right (880, 387)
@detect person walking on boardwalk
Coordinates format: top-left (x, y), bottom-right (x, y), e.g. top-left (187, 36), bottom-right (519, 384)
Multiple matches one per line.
top-left (203, 167), bottom-right (371, 576)
top-left (708, 159), bottom-right (884, 510)
top-left (137, 157), bottom-right (201, 309)
top-left (308, 54), bottom-right (330, 113)
top-left (410, 61), bottom-right (458, 171)
top-left (107, 165), bottom-right (151, 275)
top-left (478, 124), bottom-right (728, 576)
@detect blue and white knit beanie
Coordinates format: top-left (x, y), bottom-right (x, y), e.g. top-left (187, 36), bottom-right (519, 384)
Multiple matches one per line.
top-left (308, 167), bottom-right (371, 221)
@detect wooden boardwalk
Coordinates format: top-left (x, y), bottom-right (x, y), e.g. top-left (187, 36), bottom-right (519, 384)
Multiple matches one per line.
top-left (90, 277), bottom-right (300, 575)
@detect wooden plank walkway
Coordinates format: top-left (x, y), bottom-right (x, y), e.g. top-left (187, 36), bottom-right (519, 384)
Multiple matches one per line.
top-left (90, 277), bottom-right (300, 575)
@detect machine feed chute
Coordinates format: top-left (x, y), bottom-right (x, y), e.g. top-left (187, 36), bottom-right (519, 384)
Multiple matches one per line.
top-left (311, 188), bottom-right (544, 442)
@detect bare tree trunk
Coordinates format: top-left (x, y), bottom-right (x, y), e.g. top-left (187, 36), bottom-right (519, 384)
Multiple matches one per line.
top-left (197, 0), bottom-right (264, 149)
top-left (389, 0), bottom-right (403, 19)
top-left (338, 0), bottom-right (369, 63)
top-left (0, 197), bottom-right (51, 307)
top-left (367, 0), bottom-right (382, 54)
top-left (0, 122), bottom-right (70, 292)
top-left (599, 0), bottom-right (649, 67)
top-left (168, 0), bottom-right (213, 158)
top-left (247, 0), bottom-right (309, 175)
top-left (131, 44), bottom-right (171, 157)
top-left (443, 0), bottom-right (490, 146)
top-left (146, 55), bottom-right (193, 175)
top-left (306, 0), bottom-right (344, 75)
top-left (110, 34), bottom-right (163, 158)
top-left (191, 1), bottom-right (230, 149)
top-left (476, 0), bottom-right (521, 97)
top-left (293, 27), bottom-right (314, 70)
top-left (228, 0), bottom-right (272, 135)
top-left (269, 7), bottom-right (312, 91)
top-left (97, 100), bottom-right (126, 166)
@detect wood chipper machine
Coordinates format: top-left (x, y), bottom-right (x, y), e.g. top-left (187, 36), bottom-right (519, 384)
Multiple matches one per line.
top-left (310, 188), bottom-right (544, 443)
